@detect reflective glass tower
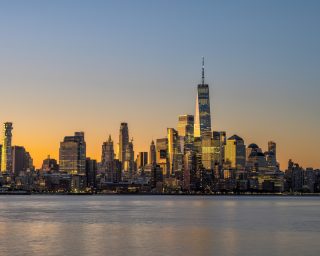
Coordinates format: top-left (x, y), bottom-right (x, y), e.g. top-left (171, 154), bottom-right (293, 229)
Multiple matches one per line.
top-left (59, 132), bottom-right (86, 175)
top-left (194, 57), bottom-right (212, 138)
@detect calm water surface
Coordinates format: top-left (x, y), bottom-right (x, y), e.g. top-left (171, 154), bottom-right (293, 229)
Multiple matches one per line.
top-left (0, 195), bottom-right (319, 256)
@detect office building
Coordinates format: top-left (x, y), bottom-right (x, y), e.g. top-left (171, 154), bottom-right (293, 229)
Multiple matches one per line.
top-left (201, 131), bottom-right (214, 170)
top-left (177, 114), bottom-right (194, 152)
top-left (149, 140), bottom-right (156, 165)
top-left (156, 138), bottom-right (168, 176)
top-left (212, 131), bottom-right (226, 166)
top-left (118, 122), bottom-right (129, 166)
top-left (136, 152), bottom-right (148, 170)
top-left (224, 135), bottom-right (246, 169)
top-left (194, 58), bottom-right (212, 138)
top-left (1, 122), bottom-right (13, 173)
top-left (59, 132), bottom-right (86, 175)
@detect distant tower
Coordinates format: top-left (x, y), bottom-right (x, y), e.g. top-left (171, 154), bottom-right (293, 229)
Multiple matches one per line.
top-left (149, 140), bottom-right (156, 165)
top-left (59, 132), bottom-right (86, 175)
top-left (167, 128), bottom-right (179, 176)
top-left (102, 135), bottom-right (115, 165)
top-left (194, 57), bottom-right (212, 138)
top-left (1, 122), bottom-right (13, 173)
top-left (177, 114), bottom-right (194, 152)
top-left (268, 141), bottom-right (277, 159)
top-left (124, 138), bottom-right (134, 176)
top-left (224, 135), bottom-right (246, 169)
top-left (119, 123), bottom-right (129, 167)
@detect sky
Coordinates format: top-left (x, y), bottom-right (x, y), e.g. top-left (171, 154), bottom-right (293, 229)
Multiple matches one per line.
top-left (0, 0), bottom-right (319, 169)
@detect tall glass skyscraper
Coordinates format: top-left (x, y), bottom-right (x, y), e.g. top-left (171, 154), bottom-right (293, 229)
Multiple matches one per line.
top-left (194, 57), bottom-right (212, 138)
top-left (1, 122), bottom-right (13, 173)
top-left (119, 122), bottom-right (129, 167)
top-left (59, 132), bottom-right (86, 175)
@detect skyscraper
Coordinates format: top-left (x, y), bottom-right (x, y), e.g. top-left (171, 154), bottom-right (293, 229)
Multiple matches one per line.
top-left (149, 140), bottom-right (156, 165)
top-left (177, 114), bottom-right (194, 152)
top-left (136, 152), bottom-right (148, 170)
top-left (101, 135), bottom-right (115, 165)
top-left (194, 57), bottom-right (212, 138)
top-left (12, 146), bottom-right (33, 175)
top-left (1, 122), bottom-right (13, 173)
top-left (123, 139), bottom-right (134, 177)
top-left (59, 132), bottom-right (86, 175)
top-left (224, 135), bottom-right (246, 169)
top-left (167, 128), bottom-right (180, 176)
top-left (201, 131), bottom-right (214, 170)
top-left (119, 122), bottom-right (129, 167)
top-left (212, 131), bottom-right (226, 166)
top-left (156, 138), bottom-right (168, 176)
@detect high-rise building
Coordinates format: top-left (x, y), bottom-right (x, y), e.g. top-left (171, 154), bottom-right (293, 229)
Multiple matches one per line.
top-left (194, 58), bottom-right (212, 138)
top-left (201, 131), bottom-right (214, 170)
top-left (42, 155), bottom-right (59, 172)
top-left (246, 143), bottom-right (262, 161)
top-left (86, 157), bottom-right (97, 188)
top-left (177, 115), bottom-right (194, 152)
top-left (0, 144), bottom-right (2, 170)
top-left (136, 152), bottom-right (148, 170)
top-left (59, 132), bottom-right (86, 175)
top-left (12, 146), bottom-right (30, 175)
top-left (101, 135), bottom-right (115, 165)
top-left (149, 140), bottom-right (156, 165)
top-left (212, 131), bottom-right (226, 166)
top-left (167, 128), bottom-right (180, 176)
top-left (224, 135), bottom-right (246, 169)
top-left (268, 141), bottom-right (277, 157)
top-left (156, 138), bottom-right (168, 176)
top-left (123, 139), bottom-right (134, 176)
top-left (1, 122), bottom-right (13, 173)
top-left (101, 135), bottom-right (121, 182)
top-left (118, 123), bottom-right (129, 167)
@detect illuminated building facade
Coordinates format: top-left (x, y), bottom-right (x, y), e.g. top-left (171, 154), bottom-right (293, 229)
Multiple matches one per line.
top-left (224, 135), bottom-right (246, 169)
top-left (156, 138), bottom-right (168, 176)
top-left (149, 140), bottom-right (156, 165)
top-left (1, 122), bottom-right (13, 173)
top-left (201, 131), bottom-right (214, 170)
top-left (213, 131), bottom-right (226, 166)
top-left (118, 122), bottom-right (129, 167)
top-left (101, 135), bottom-right (115, 165)
top-left (59, 132), bottom-right (86, 175)
top-left (177, 114), bottom-right (194, 152)
top-left (136, 152), bottom-right (148, 170)
top-left (167, 128), bottom-right (180, 176)
top-left (194, 58), bottom-right (212, 138)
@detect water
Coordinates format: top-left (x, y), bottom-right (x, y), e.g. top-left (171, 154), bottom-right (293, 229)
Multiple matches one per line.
top-left (0, 196), bottom-right (319, 256)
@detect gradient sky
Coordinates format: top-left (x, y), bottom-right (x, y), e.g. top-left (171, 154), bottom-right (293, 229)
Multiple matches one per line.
top-left (0, 0), bottom-right (319, 169)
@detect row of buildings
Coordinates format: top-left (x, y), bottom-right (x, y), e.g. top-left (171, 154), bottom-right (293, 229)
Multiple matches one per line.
top-left (1, 59), bottom-right (319, 194)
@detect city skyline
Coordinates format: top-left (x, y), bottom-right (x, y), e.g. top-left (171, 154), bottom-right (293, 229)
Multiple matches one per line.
top-left (1, 55), bottom-right (319, 170)
top-left (0, 1), bottom-right (319, 169)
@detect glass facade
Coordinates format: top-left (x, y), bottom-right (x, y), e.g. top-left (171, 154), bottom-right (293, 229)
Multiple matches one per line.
top-left (59, 132), bottom-right (86, 175)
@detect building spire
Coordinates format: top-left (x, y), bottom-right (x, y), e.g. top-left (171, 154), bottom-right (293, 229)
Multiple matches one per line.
top-left (202, 56), bottom-right (205, 85)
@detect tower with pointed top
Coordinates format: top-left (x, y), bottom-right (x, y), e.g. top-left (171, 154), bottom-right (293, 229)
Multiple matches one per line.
top-left (149, 140), bottom-right (156, 165)
top-left (194, 57), bottom-right (212, 138)
top-left (101, 135), bottom-right (115, 165)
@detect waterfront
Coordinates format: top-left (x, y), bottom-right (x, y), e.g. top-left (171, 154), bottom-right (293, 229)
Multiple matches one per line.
top-left (0, 196), bottom-right (319, 256)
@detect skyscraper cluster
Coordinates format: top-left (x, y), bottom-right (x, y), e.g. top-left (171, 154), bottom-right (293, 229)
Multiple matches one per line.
top-left (0, 59), bottom-right (319, 194)
top-left (0, 122), bottom-right (34, 187)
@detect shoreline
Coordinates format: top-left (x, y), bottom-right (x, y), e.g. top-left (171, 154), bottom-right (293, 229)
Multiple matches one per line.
top-left (1, 191), bottom-right (320, 196)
